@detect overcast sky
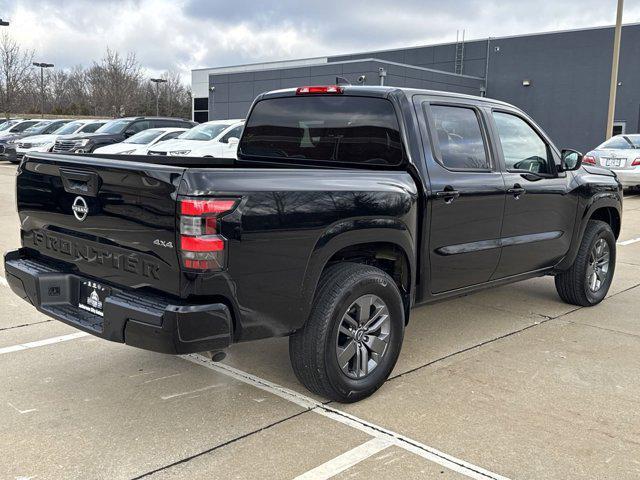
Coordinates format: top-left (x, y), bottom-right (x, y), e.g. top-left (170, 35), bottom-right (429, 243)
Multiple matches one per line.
top-left (2, 0), bottom-right (638, 80)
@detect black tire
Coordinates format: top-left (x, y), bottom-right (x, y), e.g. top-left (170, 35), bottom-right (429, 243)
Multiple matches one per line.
top-left (289, 263), bottom-right (405, 403)
top-left (555, 220), bottom-right (616, 306)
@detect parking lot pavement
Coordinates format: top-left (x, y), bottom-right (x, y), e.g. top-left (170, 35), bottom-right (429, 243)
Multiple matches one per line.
top-left (2, 165), bottom-right (640, 479)
top-left (0, 164), bottom-right (20, 278)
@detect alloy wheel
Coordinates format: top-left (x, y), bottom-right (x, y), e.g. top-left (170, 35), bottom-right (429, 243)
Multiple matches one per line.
top-left (336, 294), bottom-right (391, 379)
top-left (586, 238), bottom-right (610, 292)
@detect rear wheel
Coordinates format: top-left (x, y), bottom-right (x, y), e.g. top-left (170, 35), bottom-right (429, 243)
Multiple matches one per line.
top-left (555, 220), bottom-right (616, 306)
top-left (289, 263), bottom-right (405, 403)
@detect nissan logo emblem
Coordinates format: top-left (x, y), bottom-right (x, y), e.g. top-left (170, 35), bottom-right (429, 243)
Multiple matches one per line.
top-left (72, 196), bottom-right (89, 222)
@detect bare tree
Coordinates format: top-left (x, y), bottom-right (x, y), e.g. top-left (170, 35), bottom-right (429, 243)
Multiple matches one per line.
top-left (162, 70), bottom-right (190, 117)
top-left (87, 48), bottom-right (142, 117)
top-left (0, 32), bottom-right (35, 118)
top-left (0, 42), bottom-right (192, 119)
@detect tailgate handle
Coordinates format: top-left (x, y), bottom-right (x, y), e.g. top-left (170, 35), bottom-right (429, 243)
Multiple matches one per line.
top-left (60, 169), bottom-right (100, 197)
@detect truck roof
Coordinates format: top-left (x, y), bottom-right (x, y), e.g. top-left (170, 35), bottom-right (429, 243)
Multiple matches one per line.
top-left (260, 85), bottom-right (514, 109)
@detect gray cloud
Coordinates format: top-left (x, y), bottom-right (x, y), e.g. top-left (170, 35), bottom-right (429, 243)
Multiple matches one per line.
top-left (2, 0), bottom-right (638, 80)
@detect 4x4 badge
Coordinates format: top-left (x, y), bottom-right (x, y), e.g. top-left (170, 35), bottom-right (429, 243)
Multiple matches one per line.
top-left (72, 196), bottom-right (88, 222)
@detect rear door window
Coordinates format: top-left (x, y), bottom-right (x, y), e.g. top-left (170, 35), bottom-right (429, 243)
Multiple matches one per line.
top-left (429, 105), bottom-right (490, 170)
top-left (80, 122), bottom-right (103, 133)
top-left (240, 96), bottom-right (404, 166)
top-left (126, 121), bottom-right (150, 134)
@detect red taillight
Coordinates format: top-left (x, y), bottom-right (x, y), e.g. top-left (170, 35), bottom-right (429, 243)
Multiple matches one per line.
top-left (180, 236), bottom-right (225, 252)
top-left (180, 199), bottom-right (237, 216)
top-left (296, 85), bottom-right (344, 95)
top-left (583, 155), bottom-right (597, 165)
top-left (632, 158), bottom-right (640, 166)
top-left (178, 197), bottom-right (239, 271)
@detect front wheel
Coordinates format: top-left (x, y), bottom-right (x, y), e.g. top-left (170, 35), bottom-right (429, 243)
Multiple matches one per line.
top-left (555, 220), bottom-right (616, 306)
top-left (289, 263), bottom-right (405, 403)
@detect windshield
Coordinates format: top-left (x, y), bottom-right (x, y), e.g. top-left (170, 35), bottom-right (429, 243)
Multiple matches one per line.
top-left (625, 135), bottom-right (640, 148)
top-left (22, 121), bottom-right (53, 135)
top-left (123, 129), bottom-right (162, 144)
top-left (179, 123), bottom-right (231, 141)
top-left (10, 121), bottom-right (40, 133)
top-left (95, 119), bottom-right (130, 134)
top-left (54, 121), bottom-right (85, 135)
top-left (0, 121), bottom-right (16, 131)
top-left (240, 96), bottom-right (404, 166)
top-left (598, 136), bottom-right (635, 150)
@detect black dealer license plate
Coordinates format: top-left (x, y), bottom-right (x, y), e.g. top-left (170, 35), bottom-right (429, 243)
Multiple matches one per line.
top-left (78, 280), bottom-right (111, 317)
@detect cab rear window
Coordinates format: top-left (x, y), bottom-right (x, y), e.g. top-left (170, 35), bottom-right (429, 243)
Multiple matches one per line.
top-left (239, 96), bottom-right (404, 166)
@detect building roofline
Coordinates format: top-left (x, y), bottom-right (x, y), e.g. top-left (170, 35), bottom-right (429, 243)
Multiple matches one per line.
top-left (328, 22), bottom-right (640, 59)
top-left (191, 22), bottom-right (640, 76)
top-left (191, 56), bottom-right (328, 73)
top-left (194, 57), bottom-right (485, 81)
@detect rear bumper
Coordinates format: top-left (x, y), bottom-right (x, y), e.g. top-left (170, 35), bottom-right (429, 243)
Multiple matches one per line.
top-left (4, 249), bottom-right (233, 354)
top-left (612, 169), bottom-right (640, 188)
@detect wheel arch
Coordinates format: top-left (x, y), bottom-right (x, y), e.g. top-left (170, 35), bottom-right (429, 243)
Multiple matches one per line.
top-left (555, 196), bottom-right (621, 271)
top-left (589, 206), bottom-right (621, 238)
top-left (300, 225), bottom-right (416, 327)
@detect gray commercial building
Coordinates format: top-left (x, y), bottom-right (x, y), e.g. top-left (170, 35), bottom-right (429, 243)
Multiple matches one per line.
top-left (191, 23), bottom-right (640, 153)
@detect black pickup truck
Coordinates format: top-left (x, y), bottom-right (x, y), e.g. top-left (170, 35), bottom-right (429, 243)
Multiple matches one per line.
top-left (5, 86), bottom-right (622, 402)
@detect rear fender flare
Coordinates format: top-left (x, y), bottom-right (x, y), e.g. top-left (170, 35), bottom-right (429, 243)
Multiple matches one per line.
top-left (298, 219), bottom-right (415, 326)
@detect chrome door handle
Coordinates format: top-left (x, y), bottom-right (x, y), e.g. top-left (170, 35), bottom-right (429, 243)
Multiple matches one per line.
top-left (435, 188), bottom-right (460, 203)
top-left (507, 184), bottom-right (526, 198)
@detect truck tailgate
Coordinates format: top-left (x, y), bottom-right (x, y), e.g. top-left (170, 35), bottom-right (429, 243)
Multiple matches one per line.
top-left (17, 154), bottom-right (185, 296)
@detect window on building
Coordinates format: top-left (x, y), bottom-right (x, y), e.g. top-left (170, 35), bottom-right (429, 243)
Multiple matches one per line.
top-left (193, 98), bottom-right (209, 111)
top-left (193, 97), bottom-right (209, 124)
top-left (612, 121), bottom-right (626, 137)
top-left (194, 111), bottom-right (208, 123)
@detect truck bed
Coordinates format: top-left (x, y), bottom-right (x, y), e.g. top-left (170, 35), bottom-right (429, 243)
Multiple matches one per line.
top-left (14, 151), bottom-right (418, 347)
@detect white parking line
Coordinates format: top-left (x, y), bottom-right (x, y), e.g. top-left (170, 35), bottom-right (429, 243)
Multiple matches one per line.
top-left (0, 273), bottom-right (508, 479)
top-left (183, 354), bottom-right (511, 480)
top-left (618, 237), bottom-right (640, 246)
top-left (0, 275), bottom-right (8, 288)
top-left (0, 331), bottom-right (89, 355)
top-left (294, 437), bottom-right (393, 480)
top-left (0, 328), bottom-right (511, 479)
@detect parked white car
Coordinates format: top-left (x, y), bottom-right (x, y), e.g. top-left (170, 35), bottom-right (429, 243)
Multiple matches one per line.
top-left (16, 119), bottom-right (108, 160)
top-left (146, 120), bottom-right (244, 158)
top-left (584, 134), bottom-right (640, 189)
top-left (93, 128), bottom-right (188, 155)
top-left (0, 119), bottom-right (23, 131)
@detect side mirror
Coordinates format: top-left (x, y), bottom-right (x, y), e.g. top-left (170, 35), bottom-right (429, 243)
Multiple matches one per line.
top-left (560, 149), bottom-right (583, 171)
top-left (124, 130), bottom-right (135, 138)
top-left (227, 137), bottom-right (239, 146)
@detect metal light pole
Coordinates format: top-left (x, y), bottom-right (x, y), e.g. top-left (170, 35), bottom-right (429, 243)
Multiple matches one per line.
top-left (150, 78), bottom-right (167, 116)
top-left (0, 19), bottom-right (9, 26)
top-left (33, 62), bottom-right (54, 118)
top-left (606, 0), bottom-right (624, 140)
